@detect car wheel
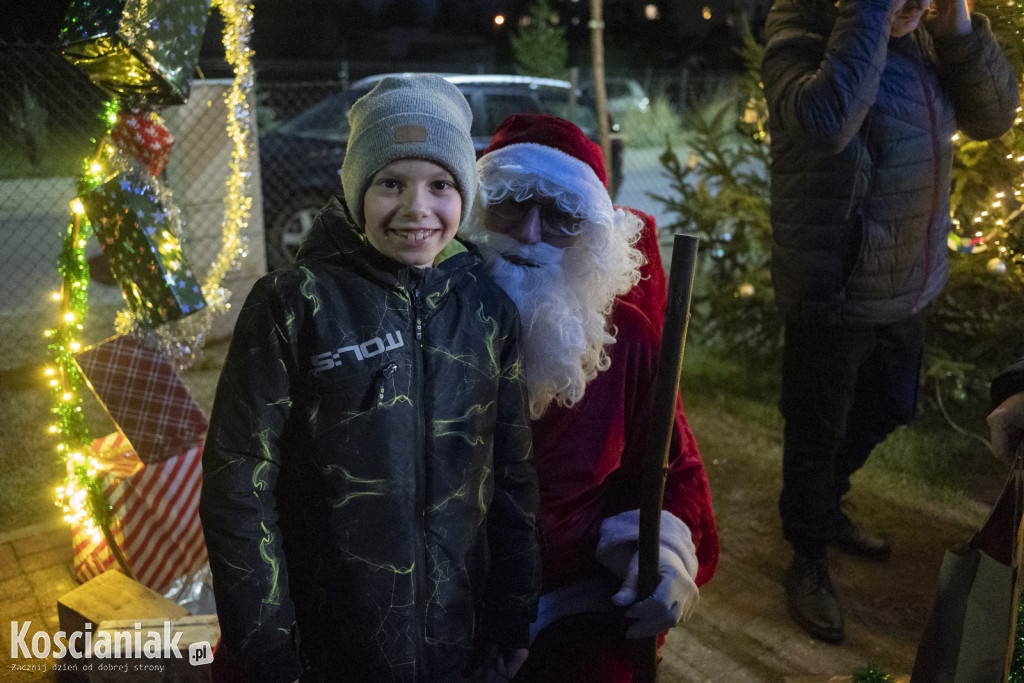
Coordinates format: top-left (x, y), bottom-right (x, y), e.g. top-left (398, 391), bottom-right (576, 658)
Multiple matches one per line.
top-left (265, 196), bottom-right (329, 271)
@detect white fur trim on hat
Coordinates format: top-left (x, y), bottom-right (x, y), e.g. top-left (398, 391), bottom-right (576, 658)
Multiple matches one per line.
top-left (477, 142), bottom-right (613, 222)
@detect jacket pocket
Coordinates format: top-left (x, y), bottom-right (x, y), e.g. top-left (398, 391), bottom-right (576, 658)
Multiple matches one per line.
top-left (311, 361), bottom-right (400, 414)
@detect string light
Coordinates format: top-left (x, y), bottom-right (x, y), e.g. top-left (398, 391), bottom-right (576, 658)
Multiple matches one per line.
top-left (48, 1), bottom-right (255, 547)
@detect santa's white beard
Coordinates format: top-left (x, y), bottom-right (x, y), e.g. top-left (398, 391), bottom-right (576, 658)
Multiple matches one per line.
top-left (476, 232), bottom-right (614, 419)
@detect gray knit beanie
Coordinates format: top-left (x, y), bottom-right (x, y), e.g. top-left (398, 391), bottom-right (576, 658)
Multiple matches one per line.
top-left (341, 74), bottom-right (477, 230)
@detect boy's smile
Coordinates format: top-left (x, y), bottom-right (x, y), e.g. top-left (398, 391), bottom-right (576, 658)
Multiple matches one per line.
top-left (363, 159), bottom-right (462, 268)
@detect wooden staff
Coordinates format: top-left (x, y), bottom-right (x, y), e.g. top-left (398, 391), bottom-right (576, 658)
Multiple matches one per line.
top-left (635, 233), bottom-right (700, 683)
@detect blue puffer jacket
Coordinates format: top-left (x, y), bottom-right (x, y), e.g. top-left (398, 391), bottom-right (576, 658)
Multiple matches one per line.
top-left (762, 0), bottom-right (1018, 325)
top-left (200, 198), bottom-right (540, 682)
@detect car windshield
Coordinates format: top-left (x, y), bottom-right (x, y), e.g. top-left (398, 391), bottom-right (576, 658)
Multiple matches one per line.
top-left (277, 90), bottom-right (367, 141)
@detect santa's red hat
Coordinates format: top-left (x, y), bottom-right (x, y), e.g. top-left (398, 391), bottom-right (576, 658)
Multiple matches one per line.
top-left (477, 114), bottom-right (613, 222)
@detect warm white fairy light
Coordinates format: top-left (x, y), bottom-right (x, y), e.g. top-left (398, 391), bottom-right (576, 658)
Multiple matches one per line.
top-left (50, 1), bottom-right (256, 535)
top-left (112, 0), bottom-right (255, 366)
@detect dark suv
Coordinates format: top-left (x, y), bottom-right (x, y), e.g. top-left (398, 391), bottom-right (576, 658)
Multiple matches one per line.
top-left (259, 73), bottom-right (624, 270)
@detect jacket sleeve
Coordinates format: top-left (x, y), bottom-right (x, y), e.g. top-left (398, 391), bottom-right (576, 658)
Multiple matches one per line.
top-left (992, 358), bottom-right (1024, 408)
top-left (479, 305), bottom-right (542, 648)
top-left (761, 0), bottom-right (895, 153)
top-left (932, 13), bottom-right (1020, 141)
top-left (199, 277), bottom-right (302, 682)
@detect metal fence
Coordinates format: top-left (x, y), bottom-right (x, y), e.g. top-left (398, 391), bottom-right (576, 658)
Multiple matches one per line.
top-left (0, 41), bottom-right (268, 375)
top-left (0, 42), bottom-right (735, 374)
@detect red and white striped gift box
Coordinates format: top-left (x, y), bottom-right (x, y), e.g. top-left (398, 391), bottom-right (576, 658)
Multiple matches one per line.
top-left (72, 518), bottom-right (127, 584)
top-left (72, 432), bottom-right (140, 583)
top-left (72, 433), bottom-right (207, 595)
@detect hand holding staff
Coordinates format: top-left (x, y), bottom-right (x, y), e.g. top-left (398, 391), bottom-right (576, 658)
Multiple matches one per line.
top-left (634, 233), bottom-right (699, 683)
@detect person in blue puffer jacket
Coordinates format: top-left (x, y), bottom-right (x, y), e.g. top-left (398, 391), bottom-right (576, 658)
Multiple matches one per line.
top-left (199, 75), bottom-right (540, 682)
top-left (762, 0), bottom-right (1018, 644)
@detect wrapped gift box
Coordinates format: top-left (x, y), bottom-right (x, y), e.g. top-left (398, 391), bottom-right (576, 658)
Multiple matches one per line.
top-left (83, 171), bottom-right (207, 324)
top-left (110, 442), bottom-right (208, 594)
top-left (60, 0), bottom-right (211, 105)
top-left (72, 517), bottom-right (128, 585)
top-left (71, 433), bottom-right (208, 596)
top-left (111, 112), bottom-right (174, 177)
top-left (75, 339), bottom-right (208, 464)
top-left (73, 432), bottom-right (144, 584)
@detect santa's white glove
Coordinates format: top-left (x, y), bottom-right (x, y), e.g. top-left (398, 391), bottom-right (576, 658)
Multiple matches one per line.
top-left (595, 509), bottom-right (699, 639)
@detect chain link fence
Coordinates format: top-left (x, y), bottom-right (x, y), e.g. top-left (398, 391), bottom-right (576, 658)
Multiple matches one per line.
top-left (0, 41), bottom-right (265, 375)
top-left (252, 66), bottom-right (732, 271)
top-left (1, 42), bottom-right (113, 373)
top-left (0, 45), bottom-right (736, 375)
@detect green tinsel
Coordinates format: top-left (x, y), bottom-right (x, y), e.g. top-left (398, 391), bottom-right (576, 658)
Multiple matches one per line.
top-left (51, 100), bottom-right (119, 531)
top-left (852, 663), bottom-right (892, 683)
top-left (1010, 592), bottom-right (1024, 682)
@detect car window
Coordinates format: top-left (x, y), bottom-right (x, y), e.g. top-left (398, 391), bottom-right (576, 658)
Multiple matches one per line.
top-left (278, 90), bottom-right (366, 141)
top-left (537, 91), bottom-right (599, 132)
top-left (484, 94), bottom-right (543, 132)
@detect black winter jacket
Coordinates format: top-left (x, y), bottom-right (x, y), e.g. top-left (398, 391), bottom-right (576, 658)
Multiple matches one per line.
top-left (763, 0), bottom-right (1018, 325)
top-left (200, 198), bottom-right (540, 682)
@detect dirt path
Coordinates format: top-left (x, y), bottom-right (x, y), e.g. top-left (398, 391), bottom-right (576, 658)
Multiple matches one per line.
top-left (656, 401), bottom-right (1001, 681)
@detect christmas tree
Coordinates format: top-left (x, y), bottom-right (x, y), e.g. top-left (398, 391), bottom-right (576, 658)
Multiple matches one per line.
top-left (649, 30), bottom-right (779, 390)
top-left (510, 0), bottom-right (569, 80)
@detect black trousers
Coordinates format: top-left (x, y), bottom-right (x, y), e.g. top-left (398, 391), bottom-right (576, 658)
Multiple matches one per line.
top-left (778, 311), bottom-right (925, 558)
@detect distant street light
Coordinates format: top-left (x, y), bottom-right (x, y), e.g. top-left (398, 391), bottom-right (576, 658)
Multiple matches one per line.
top-left (494, 14), bottom-right (506, 26)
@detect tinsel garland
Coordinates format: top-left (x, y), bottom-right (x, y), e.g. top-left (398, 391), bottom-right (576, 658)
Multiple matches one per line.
top-left (51, 0), bottom-right (256, 540)
top-left (112, 0), bottom-right (255, 366)
top-left (1011, 593), bottom-right (1024, 681)
top-left (204, 0), bottom-right (255, 301)
top-left (51, 98), bottom-right (119, 542)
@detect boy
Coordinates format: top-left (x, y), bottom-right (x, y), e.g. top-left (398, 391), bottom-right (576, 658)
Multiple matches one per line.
top-left (200, 75), bottom-right (540, 682)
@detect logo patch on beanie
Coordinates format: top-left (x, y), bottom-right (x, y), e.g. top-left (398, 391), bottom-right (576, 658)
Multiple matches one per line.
top-left (395, 125), bottom-right (428, 143)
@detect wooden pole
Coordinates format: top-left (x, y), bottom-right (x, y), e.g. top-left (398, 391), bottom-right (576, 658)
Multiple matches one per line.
top-left (589, 0), bottom-right (611, 181)
top-left (634, 233), bottom-right (700, 683)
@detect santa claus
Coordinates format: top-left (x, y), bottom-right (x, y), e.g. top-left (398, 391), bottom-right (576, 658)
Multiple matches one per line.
top-left (461, 113), bottom-right (719, 682)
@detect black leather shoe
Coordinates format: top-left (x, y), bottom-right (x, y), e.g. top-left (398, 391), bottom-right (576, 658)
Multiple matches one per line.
top-left (831, 522), bottom-right (891, 561)
top-left (785, 554), bottom-right (844, 644)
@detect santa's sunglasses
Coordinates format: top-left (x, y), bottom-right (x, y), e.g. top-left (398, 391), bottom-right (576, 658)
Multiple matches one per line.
top-left (484, 197), bottom-right (584, 245)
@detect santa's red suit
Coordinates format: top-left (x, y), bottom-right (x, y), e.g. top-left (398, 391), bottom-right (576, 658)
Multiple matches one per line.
top-left (513, 210), bottom-right (719, 682)
top-left (473, 114), bottom-right (719, 681)
top-left (533, 210), bottom-right (717, 590)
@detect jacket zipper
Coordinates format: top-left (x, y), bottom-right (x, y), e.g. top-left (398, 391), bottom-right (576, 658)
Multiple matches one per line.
top-left (410, 280), bottom-right (429, 676)
top-left (916, 56), bottom-right (941, 314)
top-left (375, 362), bottom-right (398, 408)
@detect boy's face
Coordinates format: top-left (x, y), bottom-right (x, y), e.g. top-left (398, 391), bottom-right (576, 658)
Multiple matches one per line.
top-left (363, 159), bottom-right (462, 268)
